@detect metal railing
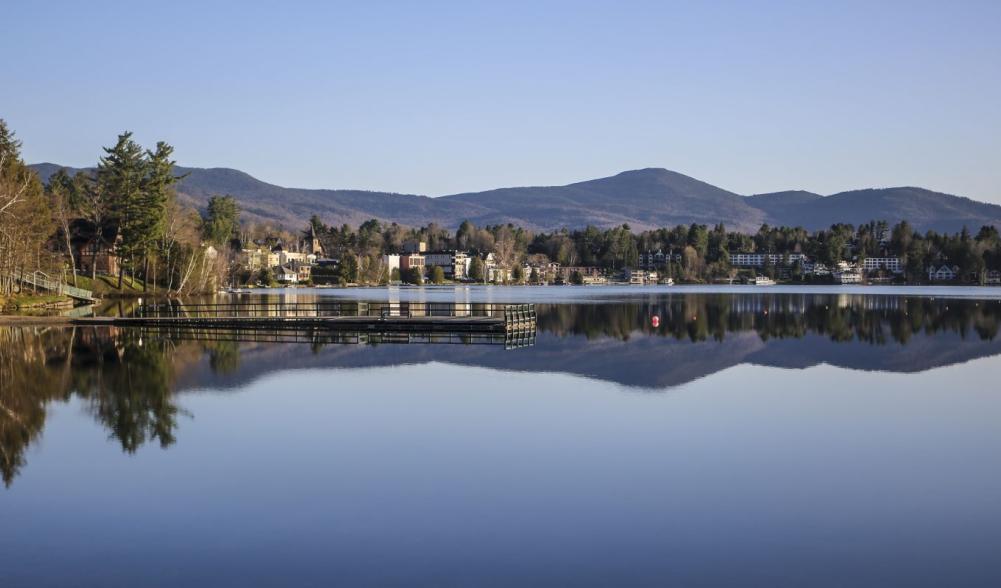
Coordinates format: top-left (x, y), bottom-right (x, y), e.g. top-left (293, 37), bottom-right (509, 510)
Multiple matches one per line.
top-left (12, 271), bottom-right (95, 301)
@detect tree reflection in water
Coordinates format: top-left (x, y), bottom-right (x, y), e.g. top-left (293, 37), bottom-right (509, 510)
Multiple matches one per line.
top-left (0, 327), bottom-right (182, 485)
top-left (536, 294), bottom-right (1001, 343)
top-left (2, 293), bottom-right (1001, 485)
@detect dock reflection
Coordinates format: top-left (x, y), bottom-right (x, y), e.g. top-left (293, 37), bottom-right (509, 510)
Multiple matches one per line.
top-left (3, 292), bottom-right (1001, 486)
top-left (131, 325), bottom-right (537, 349)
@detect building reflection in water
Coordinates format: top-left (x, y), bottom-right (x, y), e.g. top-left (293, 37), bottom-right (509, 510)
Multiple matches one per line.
top-left (2, 293), bottom-right (1000, 486)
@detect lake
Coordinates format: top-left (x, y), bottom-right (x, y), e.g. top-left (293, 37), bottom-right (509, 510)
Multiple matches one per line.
top-left (3, 286), bottom-right (1001, 587)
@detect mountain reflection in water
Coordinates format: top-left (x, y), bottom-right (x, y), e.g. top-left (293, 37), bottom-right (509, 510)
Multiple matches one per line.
top-left (2, 293), bottom-right (1001, 486)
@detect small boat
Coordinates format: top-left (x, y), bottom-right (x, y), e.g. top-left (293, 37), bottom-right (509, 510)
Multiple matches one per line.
top-left (750, 276), bottom-right (776, 286)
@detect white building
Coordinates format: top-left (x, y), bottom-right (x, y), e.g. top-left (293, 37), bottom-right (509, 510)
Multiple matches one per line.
top-left (861, 257), bottom-right (904, 274)
top-left (424, 251), bottom-right (470, 280)
top-left (928, 265), bottom-right (958, 281)
top-left (624, 267), bottom-right (656, 285)
top-left (834, 269), bottom-right (863, 284)
top-left (276, 265), bottom-right (299, 284)
top-left (730, 252), bottom-right (808, 267)
top-left (278, 250), bottom-right (316, 267)
top-left (383, 254), bottom-right (401, 276)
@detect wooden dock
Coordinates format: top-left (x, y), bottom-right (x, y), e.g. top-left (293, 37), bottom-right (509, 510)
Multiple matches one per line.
top-left (70, 302), bottom-right (537, 335)
top-left (71, 314), bottom-right (508, 332)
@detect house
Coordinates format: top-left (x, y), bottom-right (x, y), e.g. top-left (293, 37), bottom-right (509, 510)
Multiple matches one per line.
top-left (480, 253), bottom-right (498, 281)
top-left (240, 248), bottom-right (267, 271)
top-left (558, 266), bottom-right (603, 283)
top-left (522, 262), bottom-right (561, 284)
top-left (557, 266), bottom-right (607, 285)
top-left (487, 266), bottom-right (511, 283)
top-left (833, 269), bottom-right (863, 284)
top-left (69, 219), bottom-right (121, 276)
top-left (808, 262), bottom-right (831, 276)
top-left (624, 267), bottom-right (654, 285)
top-left (928, 265), bottom-right (958, 281)
top-left (276, 265), bottom-right (299, 284)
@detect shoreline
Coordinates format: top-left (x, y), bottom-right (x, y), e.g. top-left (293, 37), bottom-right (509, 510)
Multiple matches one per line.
top-left (0, 315), bottom-right (76, 326)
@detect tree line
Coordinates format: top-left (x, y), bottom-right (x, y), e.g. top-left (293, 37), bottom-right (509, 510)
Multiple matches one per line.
top-left (305, 216), bottom-right (1001, 284)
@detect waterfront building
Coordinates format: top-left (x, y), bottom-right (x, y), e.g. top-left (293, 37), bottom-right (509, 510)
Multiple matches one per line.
top-left (557, 266), bottom-right (604, 284)
top-left (424, 250), bottom-right (470, 280)
top-left (69, 220), bottom-right (122, 276)
top-left (928, 265), bottom-right (958, 281)
top-left (401, 253), bottom-right (425, 273)
top-left (861, 257), bottom-right (904, 274)
top-left (277, 265), bottom-right (299, 284)
top-left (487, 266), bottom-right (511, 283)
top-left (624, 267), bottom-right (657, 285)
top-left (834, 269), bottom-right (863, 284)
top-left (730, 252), bottom-right (808, 267)
top-left (383, 254), bottom-right (401, 276)
top-left (640, 249), bottom-right (668, 269)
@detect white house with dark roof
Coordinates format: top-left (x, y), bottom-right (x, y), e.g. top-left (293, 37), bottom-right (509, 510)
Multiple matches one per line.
top-left (928, 265), bottom-right (958, 281)
top-left (277, 265), bottom-right (299, 284)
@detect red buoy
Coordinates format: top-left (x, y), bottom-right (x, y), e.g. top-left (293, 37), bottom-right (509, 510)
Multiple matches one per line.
top-left (651, 315), bottom-right (660, 328)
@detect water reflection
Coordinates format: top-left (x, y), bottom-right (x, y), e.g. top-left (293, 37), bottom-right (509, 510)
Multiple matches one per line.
top-left (3, 293), bottom-right (1001, 486)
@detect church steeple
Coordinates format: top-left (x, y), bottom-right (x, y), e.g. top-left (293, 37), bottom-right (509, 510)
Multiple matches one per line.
top-left (307, 222), bottom-right (324, 256)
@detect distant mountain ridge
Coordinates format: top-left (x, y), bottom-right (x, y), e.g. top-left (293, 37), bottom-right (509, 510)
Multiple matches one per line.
top-left (29, 163), bottom-right (1001, 233)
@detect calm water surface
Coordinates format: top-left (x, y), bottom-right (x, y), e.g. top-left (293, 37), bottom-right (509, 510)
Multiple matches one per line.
top-left (3, 287), bottom-right (1001, 587)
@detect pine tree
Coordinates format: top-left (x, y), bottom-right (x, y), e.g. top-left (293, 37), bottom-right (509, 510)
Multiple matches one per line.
top-left (97, 132), bottom-right (147, 289)
top-left (140, 141), bottom-right (179, 291)
top-left (202, 195), bottom-right (241, 247)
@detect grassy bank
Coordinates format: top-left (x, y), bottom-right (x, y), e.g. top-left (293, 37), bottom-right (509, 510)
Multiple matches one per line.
top-left (0, 293), bottom-right (73, 312)
top-left (73, 274), bottom-right (149, 297)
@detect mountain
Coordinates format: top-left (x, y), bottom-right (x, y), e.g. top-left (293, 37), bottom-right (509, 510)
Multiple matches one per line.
top-left (746, 190), bottom-right (824, 218)
top-left (757, 187), bottom-right (1001, 234)
top-left (441, 168), bottom-right (766, 232)
top-left (28, 163), bottom-right (1001, 233)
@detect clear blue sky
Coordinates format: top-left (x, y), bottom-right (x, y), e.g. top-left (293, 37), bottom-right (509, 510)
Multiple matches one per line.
top-left (3, 0), bottom-right (999, 202)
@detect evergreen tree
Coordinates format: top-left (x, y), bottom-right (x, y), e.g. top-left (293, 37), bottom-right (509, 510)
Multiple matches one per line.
top-left (202, 195), bottom-right (241, 247)
top-left (468, 256), bottom-right (485, 281)
top-left (97, 132), bottom-right (147, 288)
top-left (140, 141), bottom-right (179, 291)
top-left (338, 255), bottom-right (359, 283)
